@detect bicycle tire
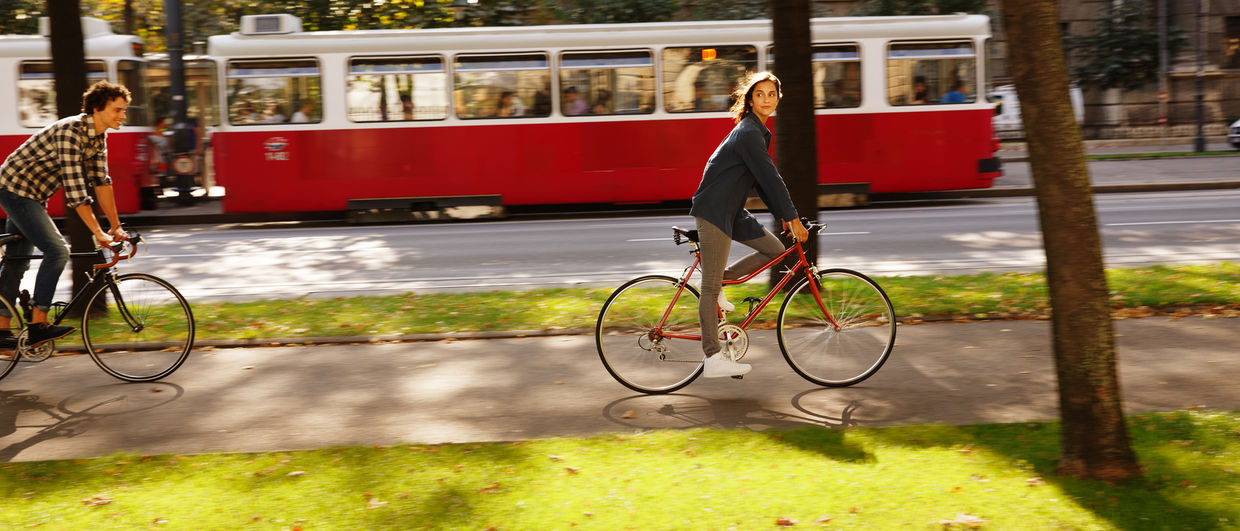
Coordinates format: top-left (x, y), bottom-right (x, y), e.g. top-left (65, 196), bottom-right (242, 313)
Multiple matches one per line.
top-left (81, 273), bottom-right (195, 382)
top-left (777, 268), bottom-right (896, 387)
top-left (0, 296), bottom-right (24, 382)
top-left (596, 275), bottom-right (703, 394)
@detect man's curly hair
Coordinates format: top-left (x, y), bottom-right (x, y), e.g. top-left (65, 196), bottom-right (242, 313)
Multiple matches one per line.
top-left (81, 81), bottom-right (131, 114)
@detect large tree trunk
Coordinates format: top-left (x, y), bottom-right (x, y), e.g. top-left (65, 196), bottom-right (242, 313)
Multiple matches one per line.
top-left (770, 0), bottom-right (818, 285)
top-left (1000, 0), bottom-right (1141, 480)
top-left (49, 0), bottom-right (98, 304)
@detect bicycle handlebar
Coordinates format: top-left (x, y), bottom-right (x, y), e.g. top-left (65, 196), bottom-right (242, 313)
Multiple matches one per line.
top-left (93, 233), bottom-right (143, 269)
top-left (673, 218), bottom-right (825, 247)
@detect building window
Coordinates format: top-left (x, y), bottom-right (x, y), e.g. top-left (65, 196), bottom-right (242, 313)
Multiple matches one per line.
top-left (662, 45), bottom-right (758, 113)
top-left (348, 56), bottom-right (448, 122)
top-left (1225, 16), bottom-right (1240, 69)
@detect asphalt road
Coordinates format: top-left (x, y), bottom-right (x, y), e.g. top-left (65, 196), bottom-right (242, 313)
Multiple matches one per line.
top-left (47, 188), bottom-right (1239, 301)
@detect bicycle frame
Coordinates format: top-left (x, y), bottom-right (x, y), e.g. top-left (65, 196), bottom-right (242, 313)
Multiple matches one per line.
top-left (1, 239), bottom-right (139, 328)
top-left (656, 237), bottom-right (839, 342)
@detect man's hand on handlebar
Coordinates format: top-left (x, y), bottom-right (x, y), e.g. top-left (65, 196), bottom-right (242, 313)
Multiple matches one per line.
top-left (782, 217), bottom-right (809, 243)
top-left (109, 226), bottom-right (130, 242)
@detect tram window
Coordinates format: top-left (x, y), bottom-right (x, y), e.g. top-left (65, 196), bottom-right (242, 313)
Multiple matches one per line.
top-left (226, 59), bottom-right (321, 125)
top-left (662, 46), bottom-right (758, 113)
top-left (453, 54), bottom-right (551, 119)
top-left (768, 44), bottom-right (861, 109)
top-left (558, 50), bottom-right (655, 116)
top-left (18, 61), bottom-right (107, 128)
top-left (348, 56), bottom-right (448, 122)
top-left (887, 41), bottom-right (977, 106)
top-left (147, 59), bottom-right (221, 128)
top-left (118, 60), bottom-right (149, 126)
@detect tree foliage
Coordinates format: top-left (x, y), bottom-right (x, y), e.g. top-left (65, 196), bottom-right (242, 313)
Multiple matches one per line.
top-left (852, 0), bottom-right (986, 16)
top-left (1064, 0), bottom-right (1187, 90)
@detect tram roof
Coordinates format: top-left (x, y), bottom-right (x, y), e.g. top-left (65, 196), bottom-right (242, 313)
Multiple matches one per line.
top-left (0, 33), bottom-right (142, 59)
top-left (208, 14), bottom-right (991, 57)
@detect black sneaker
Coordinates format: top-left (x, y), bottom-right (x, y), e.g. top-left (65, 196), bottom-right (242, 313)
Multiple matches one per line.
top-left (26, 323), bottom-right (75, 347)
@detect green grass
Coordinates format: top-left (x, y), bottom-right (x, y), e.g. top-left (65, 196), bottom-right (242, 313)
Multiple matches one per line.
top-left (1, 410), bottom-right (1236, 529)
top-left (176, 262), bottom-right (1239, 340)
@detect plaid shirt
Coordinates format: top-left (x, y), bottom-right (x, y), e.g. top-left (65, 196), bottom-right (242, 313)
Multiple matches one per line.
top-left (0, 113), bottom-right (111, 209)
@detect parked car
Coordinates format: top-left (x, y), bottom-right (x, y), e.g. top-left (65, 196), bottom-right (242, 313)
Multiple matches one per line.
top-left (989, 84), bottom-right (1084, 139)
top-left (1229, 118), bottom-right (1240, 150)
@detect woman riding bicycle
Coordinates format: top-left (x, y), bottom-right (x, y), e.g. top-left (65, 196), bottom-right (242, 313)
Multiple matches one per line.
top-left (689, 71), bottom-right (808, 379)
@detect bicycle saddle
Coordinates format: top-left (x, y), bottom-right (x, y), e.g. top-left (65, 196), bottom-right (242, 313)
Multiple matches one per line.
top-left (672, 227), bottom-right (699, 244)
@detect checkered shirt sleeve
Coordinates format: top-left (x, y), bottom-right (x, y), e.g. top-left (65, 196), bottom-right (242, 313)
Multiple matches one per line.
top-left (0, 114), bottom-right (112, 209)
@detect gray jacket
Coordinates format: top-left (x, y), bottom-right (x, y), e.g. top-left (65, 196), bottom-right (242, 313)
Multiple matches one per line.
top-left (689, 112), bottom-right (799, 241)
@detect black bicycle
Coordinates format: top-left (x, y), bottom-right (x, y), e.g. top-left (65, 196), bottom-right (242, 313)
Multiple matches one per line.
top-left (0, 233), bottom-right (194, 383)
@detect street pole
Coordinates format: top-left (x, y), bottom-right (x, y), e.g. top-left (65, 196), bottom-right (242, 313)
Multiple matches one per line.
top-left (1158, 0), bottom-right (1167, 145)
top-left (1193, 0), bottom-right (1206, 152)
top-left (164, 0), bottom-right (195, 203)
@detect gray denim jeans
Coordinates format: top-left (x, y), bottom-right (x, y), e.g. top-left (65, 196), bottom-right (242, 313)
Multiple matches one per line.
top-left (694, 217), bottom-right (785, 356)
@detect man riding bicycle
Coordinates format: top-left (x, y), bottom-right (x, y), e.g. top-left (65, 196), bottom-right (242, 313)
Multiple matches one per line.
top-left (0, 81), bottom-right (131, 347)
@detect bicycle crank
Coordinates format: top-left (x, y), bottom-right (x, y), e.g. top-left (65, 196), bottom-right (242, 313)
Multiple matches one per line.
top-left (716, 323), bottom-right (749, 362)
top-left (16, 330), bottom-right (54, 362)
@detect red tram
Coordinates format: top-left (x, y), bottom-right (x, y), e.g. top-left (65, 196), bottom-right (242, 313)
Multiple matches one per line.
top-left (0, 17), bottom-right (153, 216)
top-left (207, 14), bottom-right (1000, 214)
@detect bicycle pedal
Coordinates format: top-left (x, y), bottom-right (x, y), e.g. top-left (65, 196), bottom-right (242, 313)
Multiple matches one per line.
top-left (731, 375), bottom-right (744, 380)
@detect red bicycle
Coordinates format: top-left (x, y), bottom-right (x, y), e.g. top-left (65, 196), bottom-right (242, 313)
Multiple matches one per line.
top-left (595, 219), bottom-right (896, 394)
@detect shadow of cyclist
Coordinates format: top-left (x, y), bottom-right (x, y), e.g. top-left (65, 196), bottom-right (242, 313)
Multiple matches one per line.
top-left (0, 383), bottom-right (182, 462)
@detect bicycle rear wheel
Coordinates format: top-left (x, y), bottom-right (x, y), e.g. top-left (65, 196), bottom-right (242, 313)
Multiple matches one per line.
top-left (82, 273), bottom-right (195, 382)
top-left (777, 268), bottom-right (896, 387)
top-left (0, 296), bottom-right (23, 381)
top-left (596, 275), bottom-right (703, 394)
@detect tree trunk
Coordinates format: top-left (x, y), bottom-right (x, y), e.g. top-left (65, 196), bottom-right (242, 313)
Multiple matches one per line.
top-left (49, 0), bottom-right (98, 306)
top-left (769, 0), bottom-right (818, 286)
top-left (999, 0), bottom-right (1141, 480)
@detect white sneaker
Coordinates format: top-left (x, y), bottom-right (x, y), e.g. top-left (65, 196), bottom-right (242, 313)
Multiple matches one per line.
top-left (718, 291), bottom-right (735, 313)
top-left (702, 355), bottom-right (752, 378)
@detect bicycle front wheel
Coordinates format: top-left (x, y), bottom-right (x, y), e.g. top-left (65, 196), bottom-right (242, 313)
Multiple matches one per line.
top-left (596, 275), bottom-right (703, 394)
top-left (777, 268), bottom-right (896, 387)
top-left (0, 296), bottom-right (24, 381)
top-left (82, 273), bottom-right (195, 382)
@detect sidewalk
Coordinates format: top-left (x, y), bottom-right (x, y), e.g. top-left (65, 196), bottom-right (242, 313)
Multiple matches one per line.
top-left (1, 316), bottom-right (1236, 462)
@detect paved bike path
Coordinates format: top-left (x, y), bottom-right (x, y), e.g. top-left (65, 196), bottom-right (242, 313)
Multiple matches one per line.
top-left (1, 316), bottom-right (1236, 462)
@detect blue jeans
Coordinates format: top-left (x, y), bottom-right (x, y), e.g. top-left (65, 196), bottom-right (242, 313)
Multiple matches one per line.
top-left (0, 190), bottom-right (70, 316)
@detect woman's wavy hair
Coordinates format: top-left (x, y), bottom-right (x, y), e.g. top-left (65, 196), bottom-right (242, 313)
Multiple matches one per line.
top-left (81, 81), bottom-right (131, 114)
top-left (729, 71), bottom-right (782, 124)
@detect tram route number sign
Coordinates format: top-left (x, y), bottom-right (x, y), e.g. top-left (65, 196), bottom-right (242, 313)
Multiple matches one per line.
top-left (264, 137), bottom-right (291, 161)
top-left (172, 154), bottom-right (197, 175)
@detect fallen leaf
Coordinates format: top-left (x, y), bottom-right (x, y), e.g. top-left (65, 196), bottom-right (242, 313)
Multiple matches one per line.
top-left (82, 495), bottom-right (113, 507)
top-left (564, 466), bottom-right (581, 474)
top-left (479, 483), bottom-right (502, 494)
top-left (286, 471), bottom-right (305, 477)
top-left (622, 410), bottom-right (637, 419)
top-left (1026, 477), bottom-right (1045, 486)
top-left (815, 515), bottom-right (833, 524)
top-left (775, 516), bottom-right (798, 526)
top-left (548, 455), bottom-right (564, 461)
top-left (366, 498), bottom-right (388, 509)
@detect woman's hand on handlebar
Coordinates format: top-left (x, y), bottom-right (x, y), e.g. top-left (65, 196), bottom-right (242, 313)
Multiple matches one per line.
top-left (782, 218), bottom-right (809, 243)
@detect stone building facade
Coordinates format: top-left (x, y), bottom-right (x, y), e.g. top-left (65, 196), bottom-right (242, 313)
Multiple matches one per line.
top-left (810, 0), bottom-right (1240, 139)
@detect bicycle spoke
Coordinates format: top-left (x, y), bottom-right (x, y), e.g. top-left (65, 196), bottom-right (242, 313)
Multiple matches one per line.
top-left (83, 274), bottom-right (194, 382)
top-left (778, 269), bottom-right (896, 386)
top-left (596, 276), bottom-right (703, 394)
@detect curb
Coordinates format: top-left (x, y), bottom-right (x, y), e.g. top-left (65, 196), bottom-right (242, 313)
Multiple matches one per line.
top-left (873, 180), bottom-right (1240, 201)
